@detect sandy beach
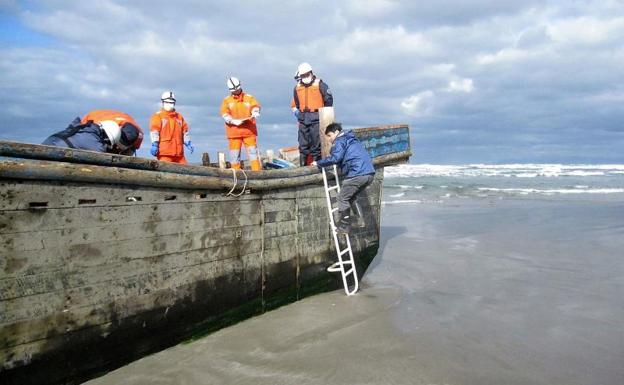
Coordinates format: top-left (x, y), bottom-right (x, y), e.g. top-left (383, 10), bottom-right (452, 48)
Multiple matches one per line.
top-left (86, 197), bottom-right (624, 385)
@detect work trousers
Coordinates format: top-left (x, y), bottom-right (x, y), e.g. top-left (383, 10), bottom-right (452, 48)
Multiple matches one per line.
top-left (229, 136), bottom-right (261, 171)
top-left (337, 174), bottom-right (375, 212)
top-left (158, 154), bottom-right (187, 164)
top-left (297, 121), bottom-right (321, 161)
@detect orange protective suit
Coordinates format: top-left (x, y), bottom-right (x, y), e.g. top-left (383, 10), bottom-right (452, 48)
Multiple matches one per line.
top-left (220, 92), bottom-right (261, 171)
top-left (149, 109), bottom-right (189, 164)
top-left (81, 110), bottom-right (144, 152)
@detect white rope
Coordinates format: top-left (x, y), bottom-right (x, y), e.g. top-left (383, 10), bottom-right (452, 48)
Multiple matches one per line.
top-left (225, 168), bottom-right (248, 197)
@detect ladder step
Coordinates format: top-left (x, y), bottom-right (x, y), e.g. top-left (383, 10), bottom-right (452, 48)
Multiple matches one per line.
top-left (338, 248), bottom-right (351, 257)
top-left (327, 185), bottom-right (339, 192)
top-left (345, 268), bottom-right (355, 276)
top-left (327, 262), bottom-right (342, 272)
top-left (331, 207), bottom-right (339, 213)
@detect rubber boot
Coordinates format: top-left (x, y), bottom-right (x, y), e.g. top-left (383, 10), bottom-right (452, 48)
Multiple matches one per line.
top-left (336, 210), bottom-right (351, 235)
top-left (299, 154), bottom-right (307, 167)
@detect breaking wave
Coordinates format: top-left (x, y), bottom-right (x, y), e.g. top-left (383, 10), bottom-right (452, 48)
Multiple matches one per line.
top-left (385, 164), bottom-right (624, 178)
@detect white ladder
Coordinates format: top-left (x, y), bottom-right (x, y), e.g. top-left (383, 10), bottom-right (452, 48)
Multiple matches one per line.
top-left (321, 165), bottom-right (359, 296)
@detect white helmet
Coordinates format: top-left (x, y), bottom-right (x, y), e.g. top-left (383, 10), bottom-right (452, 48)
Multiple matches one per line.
top-left (227, 77), bottom-right (241, 91)
top-left (160, 91), bottom-right (176, 103)
top-left (100, 120), bottom-right (121, 146)
top-left (296, 62), bottom-right (313, 78)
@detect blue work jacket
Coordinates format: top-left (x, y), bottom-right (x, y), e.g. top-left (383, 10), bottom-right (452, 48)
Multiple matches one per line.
top-left (317, 130), bottom-right (375, 178)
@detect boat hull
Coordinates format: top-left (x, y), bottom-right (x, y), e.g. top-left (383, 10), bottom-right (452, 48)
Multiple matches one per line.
top-left (0, 172), bottom-right (383, 384)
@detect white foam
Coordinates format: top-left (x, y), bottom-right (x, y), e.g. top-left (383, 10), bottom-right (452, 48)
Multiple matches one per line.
top-left (385, 164), bottom-right (624, 179)
top-left (381, 199), bottom-right (423, 205)
top-left (477, 187), bottom-right (624, 195)
top-left (389, 192), bottom-right (405, 198)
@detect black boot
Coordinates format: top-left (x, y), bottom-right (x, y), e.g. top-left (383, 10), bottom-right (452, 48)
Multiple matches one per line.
top-left (299, 154), bottom-right (307, 167)
top-left (336, 210), bottom-right (351, 235)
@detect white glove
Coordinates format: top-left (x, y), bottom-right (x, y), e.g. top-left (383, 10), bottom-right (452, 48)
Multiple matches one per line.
top-left (231, 119), bottom-right (243, 126)
top-left (251, 108), bottom-right (260, 118)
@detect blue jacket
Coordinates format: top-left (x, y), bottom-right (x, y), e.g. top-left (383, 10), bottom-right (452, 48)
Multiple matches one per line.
top-left (42, 118), bottom-right (108, 152)
top-left (317, 130), bottom-right (375, 178)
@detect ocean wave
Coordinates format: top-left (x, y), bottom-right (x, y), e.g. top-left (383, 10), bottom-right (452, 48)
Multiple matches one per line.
top-left (477, 187), bottom-right (624, 195)
top-left (385, 164), bottom-right (624, 178)
top-left (385, 184), bottom-right (424, 190)
top-left (381, 199), bottom-right (423, 205)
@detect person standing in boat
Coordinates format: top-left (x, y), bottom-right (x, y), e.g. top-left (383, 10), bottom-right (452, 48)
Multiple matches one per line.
top-left (42, 110), bottom-right (143, 155)
top-left (220, 77), bottom-right (262, 171)
top-left (149, 91), bottom-right (194, 164)
top-left (313, 123), bottom-right (375, 235)
top-left (291, 62), bottom-right (333, 166)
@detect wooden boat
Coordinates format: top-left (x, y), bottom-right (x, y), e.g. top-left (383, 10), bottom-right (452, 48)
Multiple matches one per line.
top-left (0, 124), bottom-right (411, 384)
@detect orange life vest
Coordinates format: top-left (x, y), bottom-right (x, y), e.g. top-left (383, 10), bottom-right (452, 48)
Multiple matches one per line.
top-left (81, 110), bottom-right (144, 150)
top-left (290, 79), bottom-right (324, 111)
top-left (149, 109), bottom-right (188, 157)
top-left (220, 92), bottom-right (260, 139)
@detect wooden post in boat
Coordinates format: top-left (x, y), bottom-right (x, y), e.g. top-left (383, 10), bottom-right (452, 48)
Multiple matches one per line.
top-left (202, 152), bottom-right (211, 166)
top-left (266, 149), bottom-right (274, 163)
top-left (218, 152), bottom-right (226, 169)
top-left (319, 106), bottom-right (335, 157)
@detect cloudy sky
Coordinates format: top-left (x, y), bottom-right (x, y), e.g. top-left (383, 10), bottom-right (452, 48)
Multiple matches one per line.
top-left (1, 0), bottom-right (623, 163)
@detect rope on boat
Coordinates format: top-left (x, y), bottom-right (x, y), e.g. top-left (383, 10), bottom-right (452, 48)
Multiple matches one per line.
top-left (225, 168), bottom-right (248, 197)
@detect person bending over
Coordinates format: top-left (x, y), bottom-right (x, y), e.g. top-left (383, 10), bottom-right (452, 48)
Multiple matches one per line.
top-left (43, 110), bottom-right (142, 155)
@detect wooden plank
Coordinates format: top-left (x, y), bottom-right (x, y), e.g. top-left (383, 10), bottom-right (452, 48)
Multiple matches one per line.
top-left (318, 106), bottom-right (335, 157)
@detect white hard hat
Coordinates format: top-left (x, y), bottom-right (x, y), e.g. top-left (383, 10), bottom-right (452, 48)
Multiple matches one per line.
top-left (227, 77), bottom-right (241, 91)
top-left (161, 91), bottom-right (176, 103)
top-left (100, 120), bottom-right (121, 146)
top-left (297, 62), bottom-right (313, 77)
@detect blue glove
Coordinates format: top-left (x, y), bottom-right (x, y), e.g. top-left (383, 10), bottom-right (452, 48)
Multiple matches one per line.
top-left (293, 108), bottom-right (301, 119)
top-left (184, 141), bottom-right (194, 154)
top-left (150, 142), bottom-right (159, 156)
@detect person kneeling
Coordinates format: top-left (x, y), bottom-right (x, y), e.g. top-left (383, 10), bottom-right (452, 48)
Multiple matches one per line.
top-left (313, 123), bottom-right (375, 234)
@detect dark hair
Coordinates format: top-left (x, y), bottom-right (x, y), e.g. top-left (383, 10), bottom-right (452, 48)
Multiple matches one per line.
top-left (120, 123), bottom-right (139, 146)
top-left (325, 122), bottom-right (343, 135)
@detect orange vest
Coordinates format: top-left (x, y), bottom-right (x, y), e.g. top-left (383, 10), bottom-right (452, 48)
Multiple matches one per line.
top-left (149, 110), bottom-right (188, 157)
top-left (220, 92), bottom-right (260, 139)
top-left (290, 79), bottom-right (324, 111)
top-left (81, 110), bottom-right (144, 150)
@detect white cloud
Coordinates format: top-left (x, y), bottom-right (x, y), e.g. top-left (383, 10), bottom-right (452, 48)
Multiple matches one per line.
top-left (476, 48), bottom-right (531, 65)
top-left (546, 16), bottom-right (624, 46)
top-left (401, 90), bottom-right (435, 117)
top-left (327, 25), bottom-right (436, 65)
top-left (345, 0), bottom-right (398, 17)
top-left (447, 78), bottom-right (474, 93)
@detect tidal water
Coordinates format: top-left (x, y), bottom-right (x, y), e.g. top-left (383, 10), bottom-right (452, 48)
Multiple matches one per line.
top-left (87, 164), bottom-right (624, 385)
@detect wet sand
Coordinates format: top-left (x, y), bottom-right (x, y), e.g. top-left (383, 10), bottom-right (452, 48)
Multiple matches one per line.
top-left (87, 198), bottom-right (624, 385)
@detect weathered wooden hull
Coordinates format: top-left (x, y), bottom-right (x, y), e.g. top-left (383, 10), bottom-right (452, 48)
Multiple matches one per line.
top-left (0, 125), bottom-right (410, 384)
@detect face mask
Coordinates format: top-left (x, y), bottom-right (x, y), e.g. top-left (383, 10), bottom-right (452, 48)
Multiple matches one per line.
top-left (301, 75), bottom-right (313, 85)
top-left (163, 102), bottom-right (175, 111)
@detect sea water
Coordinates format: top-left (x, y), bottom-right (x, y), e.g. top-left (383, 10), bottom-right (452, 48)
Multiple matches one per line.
top-left (383, 164), bottom-right (624, 204)
top-left (87, 164), bottom-right (624, 385)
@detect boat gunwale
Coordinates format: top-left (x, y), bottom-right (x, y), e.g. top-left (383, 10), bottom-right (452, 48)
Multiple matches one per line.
top-left (0, 125), bottom-right (410, 180)
top-left (0, 150), bottom-right (410, 191)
